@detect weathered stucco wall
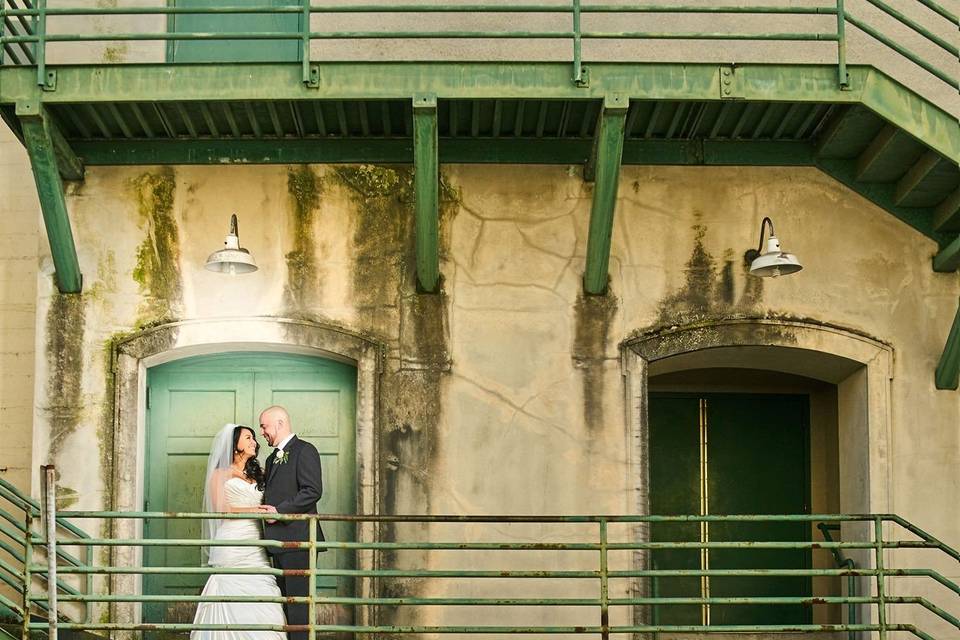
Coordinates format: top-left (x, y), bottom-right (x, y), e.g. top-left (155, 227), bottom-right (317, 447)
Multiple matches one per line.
top-left (6, 160), bottom-right (960, 634)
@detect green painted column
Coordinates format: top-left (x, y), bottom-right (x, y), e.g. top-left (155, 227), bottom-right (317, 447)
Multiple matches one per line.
top-left (935, 298), bottom-right (960, 390)
top-left (583, 95), bottom-right (628, 295)
top-left (413, 93), bottom-right (439, 293)
top-left (17, 101), bottom-right (83, 293)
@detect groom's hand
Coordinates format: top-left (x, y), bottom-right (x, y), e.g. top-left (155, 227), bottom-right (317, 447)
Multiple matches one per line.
top-left (259, 504), bottom-right (278, 524)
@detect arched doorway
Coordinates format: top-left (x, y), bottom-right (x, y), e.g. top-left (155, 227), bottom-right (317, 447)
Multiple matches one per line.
top-left (107, 317), bottom-right (382, 627)
top-left (622, 318), bottom-right (894, 629)
top-left (142, 351), bottom-right (356, 624)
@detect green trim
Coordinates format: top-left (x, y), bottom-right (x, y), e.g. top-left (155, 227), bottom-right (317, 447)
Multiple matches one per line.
top-left (17, 102), bottom-right (82, 293)
top-left (935, 299), bottom-right (960, 390)
top-left (583, 95), bottom-right (627, 295)
top-left (413, 94), bottom-right (439, 293)
top-left (933, 235), bottom-right (960, 273)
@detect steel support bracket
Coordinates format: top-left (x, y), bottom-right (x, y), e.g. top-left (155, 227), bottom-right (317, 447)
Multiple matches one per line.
top-left (306, 63), bottom-right (320, 88)
top-left (412, 93), bottom-right (440, 294)
top-left (17, 101), bottom-right (83, 293)
top-left (583, 94), bottom-right (628, 295)
top-left (575, 66), bottom-right (590, 88)
top-left (42, 69), bottom-right (57, 92)
top-left (935, 298), bottom-right (960, 390)
top-left (719, 65), bottom-right (744, 99)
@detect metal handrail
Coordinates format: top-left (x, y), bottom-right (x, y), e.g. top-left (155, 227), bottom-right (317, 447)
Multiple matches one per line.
top-left (0, 475), bottom-right (93, 626)
top-left (0, 0), bottom-right (956, 91)
top-left (22, 478), bottom-right (960, 640)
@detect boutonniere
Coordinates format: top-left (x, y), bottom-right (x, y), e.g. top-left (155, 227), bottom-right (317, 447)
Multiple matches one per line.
top-left (276, 450), bottom-right (289, 465)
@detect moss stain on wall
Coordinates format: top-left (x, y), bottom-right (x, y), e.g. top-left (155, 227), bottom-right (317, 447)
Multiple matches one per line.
top-left (44, 292), bottom-right (85, 508)
top-left (573, 292), bottom-right (618, 433)
top-left (130, 169), bottom-right (181, 324)
top-left (284, 165), bottom-right (324, 313)
top-left (657, 223), bottom-right (764, 327)
top-left (331, 164), bottom-right (458, 629)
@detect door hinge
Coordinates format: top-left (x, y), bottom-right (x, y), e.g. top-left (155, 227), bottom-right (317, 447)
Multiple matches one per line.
top-left (146, 386), bottom-right (151, 410)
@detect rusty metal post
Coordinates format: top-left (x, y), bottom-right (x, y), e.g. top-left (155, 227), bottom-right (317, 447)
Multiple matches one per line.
top-left (874, 516), bottom-right (886, 640)
top-left (308, 518), bottom-right (316, 640)
top-left (42, 465), bottom-right (58, 640)
top-left (22, 506), bottom-right (32, 640)
top-left (599, 518), bottom-right (609, 640)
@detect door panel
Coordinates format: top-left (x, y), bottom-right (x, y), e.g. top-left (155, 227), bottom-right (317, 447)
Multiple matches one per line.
top-left (144, 371), bottom-right (254, 622)
top-left (648, 393), bottom-right (811, 626)
top-left (648, 396), bottom-right (702, 625)
top-left (144, 354), bottom-right (357, 624)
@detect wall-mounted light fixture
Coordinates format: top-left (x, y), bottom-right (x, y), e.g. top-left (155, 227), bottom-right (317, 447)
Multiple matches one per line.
top-left (748, 217), bottom-right (802, 277)
top-left (204, 214), bottom-right (258, 275)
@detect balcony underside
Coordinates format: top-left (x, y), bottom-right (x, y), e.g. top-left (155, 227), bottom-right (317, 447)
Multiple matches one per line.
top-left (1, 60), bottom-right (959, 386)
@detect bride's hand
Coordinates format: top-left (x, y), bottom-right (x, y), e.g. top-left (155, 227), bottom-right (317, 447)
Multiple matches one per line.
top-left (259, 504), bottom-right (278, 524)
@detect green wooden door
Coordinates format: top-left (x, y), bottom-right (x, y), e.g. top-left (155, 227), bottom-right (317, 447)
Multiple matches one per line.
top-left (144, 352), bottom-right (356, 624)
top-left (648, 393), bottom-right (811, 626)
top-left (168, 0), bottom-right (301, 63)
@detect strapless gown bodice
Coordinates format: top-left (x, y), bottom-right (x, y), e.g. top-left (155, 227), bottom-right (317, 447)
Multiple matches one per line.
top-left (192, 478), bottom-right (285, 640)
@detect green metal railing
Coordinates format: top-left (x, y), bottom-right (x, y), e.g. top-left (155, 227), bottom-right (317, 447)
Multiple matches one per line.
top-left (0, 0), bottom-right (957, 90)
top-left (0, 471), bottom-right (94, 631)
top-left (6, 469), bottom-right (958, 640)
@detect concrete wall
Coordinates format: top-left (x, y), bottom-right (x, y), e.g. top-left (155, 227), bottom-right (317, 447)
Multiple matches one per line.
top-left (0, 160), bottom-right (951, 634)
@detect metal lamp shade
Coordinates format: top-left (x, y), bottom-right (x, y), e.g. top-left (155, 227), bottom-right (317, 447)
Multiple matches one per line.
top-left (749, 236), bottom-right (803, 277)
top-left (204, 214), bottom-right (258, 275)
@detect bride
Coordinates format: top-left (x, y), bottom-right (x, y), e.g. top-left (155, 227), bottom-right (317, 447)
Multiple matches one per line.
top-left (192, 423), bottom-right (286, 640)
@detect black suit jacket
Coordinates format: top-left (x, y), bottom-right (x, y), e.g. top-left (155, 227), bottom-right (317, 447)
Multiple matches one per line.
top-left (262, 435), bottom-right (325, 554)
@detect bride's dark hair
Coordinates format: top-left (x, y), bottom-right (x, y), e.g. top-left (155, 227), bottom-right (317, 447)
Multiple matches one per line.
top-left (233, 425), bottom-right (265, 491)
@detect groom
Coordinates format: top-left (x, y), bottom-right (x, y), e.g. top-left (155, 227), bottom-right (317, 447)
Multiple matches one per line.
top-left (258, 405), bottom-right (324, 640)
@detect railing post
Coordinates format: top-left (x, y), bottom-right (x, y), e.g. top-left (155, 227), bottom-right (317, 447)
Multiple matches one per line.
top-left (84, 542), bottom-right (93, 624)
top-left (572, 0), bottom-right (584, 86)
top-left (874, 516), bottom-right (886, 640)
top-left (22, 506), bottom-right (32, 640)
top-left (834, 0), bottom-right (849, 88)
top-left (42, 465), bottom-right (57, 640)
top-left (301, 0), bottom-right (311, 84)
top-left (35, 0), bottom-right (46, 87)
top-left (599, 518), bottom-right (609, 640)
top-left (308, 518), bottom-right (316, 640)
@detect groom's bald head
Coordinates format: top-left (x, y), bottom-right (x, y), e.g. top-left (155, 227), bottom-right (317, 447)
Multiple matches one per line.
top-left (259, 405), bottom-right (291, 447)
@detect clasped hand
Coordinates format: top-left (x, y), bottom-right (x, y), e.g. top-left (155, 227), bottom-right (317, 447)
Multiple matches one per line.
top-left (258, 504), bottom-right (278, 524)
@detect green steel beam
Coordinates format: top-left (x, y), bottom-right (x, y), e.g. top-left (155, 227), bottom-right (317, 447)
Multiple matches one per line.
top-left (933, 189), bottom-right (960, 232)
top-left (70, 138), bottom-right (815, 167)
top-left (815, 156), bottom-right (942, 242)
top-left (933, 234), bottom-right (960, 273)
top-left (413, 93), bottom-right (439, 293)
top-left (894, 151), bottom-right (941, 205)
top-left (17, 102), bottom-right (82, 293)
top-left (583, 95), bottom-right (628, 295)
top-left (48, 114), bottom-right (85, 181)
top-left (855, 124), bottom-right (899, 180)
top-left (0, 63), bottom-right (873, 104)
top-left (935, 298), bottom-right (960, 390)
top-left (858, 68), bottom-right (960, 164)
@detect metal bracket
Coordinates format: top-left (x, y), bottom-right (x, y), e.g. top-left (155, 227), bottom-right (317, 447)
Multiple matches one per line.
top-left (306, 63), bottom-right (320, 89)
top-left (718, 65), bottom-right (744, 99)
top-left (42, 69), bottom-right (57, 92)
top-left (413, 93), bottom-right (438, 111)
top-left (575, 66), bottom-right (590, 88)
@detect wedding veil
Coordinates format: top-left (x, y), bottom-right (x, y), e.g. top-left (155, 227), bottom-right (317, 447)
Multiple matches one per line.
top-left (201, 423), bottom-right (240, 566)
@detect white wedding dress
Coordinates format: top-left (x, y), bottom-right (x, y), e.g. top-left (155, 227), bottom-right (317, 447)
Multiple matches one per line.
top-left (191, 478), bottom-right (287, 640)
